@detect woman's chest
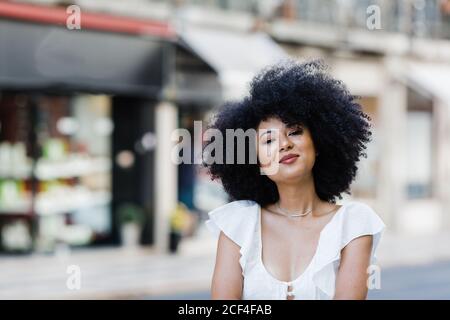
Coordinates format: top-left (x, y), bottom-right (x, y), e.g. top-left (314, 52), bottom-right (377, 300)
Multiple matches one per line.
top-left (242, 261), bottom-right (318, 300)
top-left (261, 219), bottom-right (322, 282)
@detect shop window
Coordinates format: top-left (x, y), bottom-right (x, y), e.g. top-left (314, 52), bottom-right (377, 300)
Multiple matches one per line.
top-left (0, 93), bottom-right (112, 253)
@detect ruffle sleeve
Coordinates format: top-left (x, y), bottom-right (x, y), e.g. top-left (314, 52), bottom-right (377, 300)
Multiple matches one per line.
top-left (312, 201), bottom-right (386, 299)
top-left (205, 200), bottom-right (259, 276)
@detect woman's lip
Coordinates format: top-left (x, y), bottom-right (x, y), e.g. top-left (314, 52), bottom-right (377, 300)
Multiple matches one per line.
top-left (279, 154), bottom-right (299, 164)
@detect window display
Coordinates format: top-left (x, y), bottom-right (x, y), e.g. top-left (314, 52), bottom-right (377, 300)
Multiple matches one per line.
top-left (0, 93), bottom-right (112, 253)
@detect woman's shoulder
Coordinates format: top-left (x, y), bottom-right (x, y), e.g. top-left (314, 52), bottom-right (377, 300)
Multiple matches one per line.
top-left (334, 200), bottom-right (386, 245)
top-left (208, 200), bottom-right (259, 216)
top-left (205, 200), bottom-right (259, 245)
top-left (340, 201), bottom-right (384, 223)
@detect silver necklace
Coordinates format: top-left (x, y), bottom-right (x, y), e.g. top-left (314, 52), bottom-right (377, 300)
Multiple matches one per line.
top-left (275, 201), bottom-right (312, 218)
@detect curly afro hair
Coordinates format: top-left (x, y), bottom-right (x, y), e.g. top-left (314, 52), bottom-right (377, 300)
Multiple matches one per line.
top-left (202, 59), bottom-right (372, 206)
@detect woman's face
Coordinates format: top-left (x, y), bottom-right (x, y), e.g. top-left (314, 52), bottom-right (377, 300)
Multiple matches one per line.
top-left (257, 117), bottom-right (317, 183)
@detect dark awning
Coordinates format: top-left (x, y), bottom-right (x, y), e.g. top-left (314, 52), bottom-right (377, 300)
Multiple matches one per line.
top-left (0, 2), bottom-right (176, 98)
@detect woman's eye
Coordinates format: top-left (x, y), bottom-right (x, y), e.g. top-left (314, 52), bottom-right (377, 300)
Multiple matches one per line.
top-left (289, 129), bottom-right (302, 136)
top-left (265, 139), bottom-right (273, 144)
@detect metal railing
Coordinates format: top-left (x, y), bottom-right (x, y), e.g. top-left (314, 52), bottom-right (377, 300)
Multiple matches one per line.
top-left (176, 0), bottom-right (449, 39)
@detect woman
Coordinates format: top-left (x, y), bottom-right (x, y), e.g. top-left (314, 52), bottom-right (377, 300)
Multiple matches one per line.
top-left (203, 60), bottom-right (385, 300)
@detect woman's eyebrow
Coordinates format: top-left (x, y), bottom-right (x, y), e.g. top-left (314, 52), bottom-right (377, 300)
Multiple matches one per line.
top-left (259, 129), bottom-right (273, 138)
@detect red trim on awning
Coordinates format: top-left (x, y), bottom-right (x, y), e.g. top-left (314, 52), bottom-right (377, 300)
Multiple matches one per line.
top-left (0, 1), bottom-right (176, 39)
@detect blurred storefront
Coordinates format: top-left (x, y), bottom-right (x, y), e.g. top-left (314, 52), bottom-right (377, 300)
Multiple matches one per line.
top-left (0, 94), bottom-right (113, 252)
top-left (0, 1), bottom-right (175, 253)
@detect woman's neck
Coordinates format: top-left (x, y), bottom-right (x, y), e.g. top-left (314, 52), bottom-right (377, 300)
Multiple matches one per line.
top-left (275, 175), bottom-right (321, 214)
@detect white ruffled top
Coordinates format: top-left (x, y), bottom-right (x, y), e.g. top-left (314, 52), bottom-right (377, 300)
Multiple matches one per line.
top-left (205, 200), bottom-right (385, 300)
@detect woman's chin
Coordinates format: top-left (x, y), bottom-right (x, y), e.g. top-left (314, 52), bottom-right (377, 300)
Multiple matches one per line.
top-left (270, 170), bottom-right (308, 183)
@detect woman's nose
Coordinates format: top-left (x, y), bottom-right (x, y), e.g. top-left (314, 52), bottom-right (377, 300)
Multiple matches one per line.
top-left (279, 134), bottom-right (293, 151)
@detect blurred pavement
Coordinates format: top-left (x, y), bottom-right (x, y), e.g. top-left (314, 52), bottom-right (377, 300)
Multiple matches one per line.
top-left (145, 260), bottom-right (450, 300)
top-left (1, 223), bottom-right (450, 299)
